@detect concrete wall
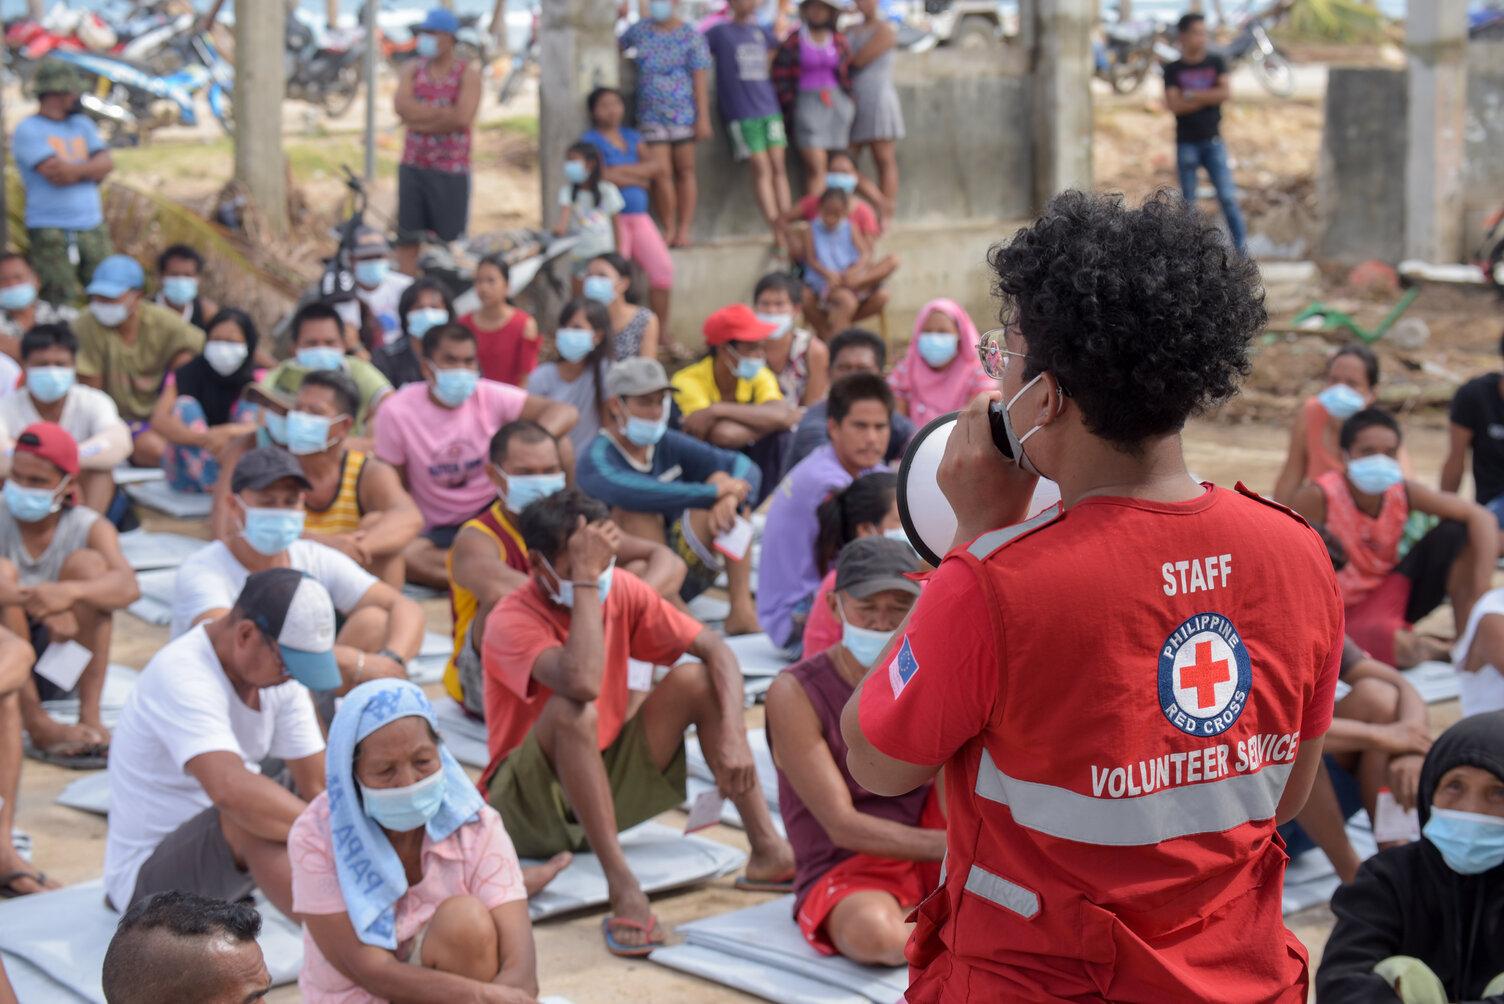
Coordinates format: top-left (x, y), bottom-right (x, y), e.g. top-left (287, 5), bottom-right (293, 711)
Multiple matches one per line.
top-left (1318, 43), bottom-right (1503, 263)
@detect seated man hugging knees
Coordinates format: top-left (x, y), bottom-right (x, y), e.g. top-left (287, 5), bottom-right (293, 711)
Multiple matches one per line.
top-left (174, 447), bottom-right (424, 694)
top-left (290, 680), bottom-right (539, 1004)
top-left (0, 423), bottom-right (138, 769)
top-left (480, 490), bottom-right (794, 955)
top-left (766, 538), bottom-right (943, 966)
top-left (577, 358), bottom-right (759, 635)
top-left (104, 569), bottom-right (338, 915)
top-left (446, 419), bottom-right (684, 718)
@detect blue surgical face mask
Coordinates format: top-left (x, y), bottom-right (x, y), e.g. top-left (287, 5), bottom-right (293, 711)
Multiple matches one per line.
top-left (432, 366), bottom-right (479, 407)
top-left (286, 410), bottom-right (340, 456)
top-left (825, 172), bottom-right (858, 194)
top-left (650, 0), bottom-right (674, 21)
top-left (90, 301), bottom-right (129, 329)
top-left (883, 527), bottom-right (910, 545)
top-left (839, 599), bottom-right (897, 668)
top-left (583, 275), bottom-right (617, 305)
top-left (3, 480), bottom-right (62, 524)
top-left (354, 259), bottom-right (389, 288)
top-left (360, 767), bottom-right (445, 833)
top-left (731, 350), bottom-right (765, 382)
top-left (563, 160), bottom-right (590, 185)
top-left (1317, 382), bottom-right (1367, 421)
top-left (415, 32), bottom-right (440, 59)
top-left (0, 283), bottom-right (37, 312)
top-left (264, 411), bottom-right (288, 446)
top-left (623, 401), bottom-right (670, 447)
top-left (406, 307), bottom-right (448, 339)
top-left (162, 275), bottom-right (198, 307)
top-left (755, 312), bottom-right (793, 339)
top-left (1346, 454), bottom-right (1404, 495)
top-left (1423, 807), bottom-right (1504, 875)
top-left (542, 555), bottom-right (615, 609)
top-left (240, 503), bottom-right (305, 556)
top-left (297, 347), bottom-right (346, 373)
top-left (555, 326), bottom-right (596, 363)
top-left (25, 365), bottom-right (74, 404)
top-left (500, 470), bottom-right (566, 513)
top-left (917, 332), bottom-right (959, 368)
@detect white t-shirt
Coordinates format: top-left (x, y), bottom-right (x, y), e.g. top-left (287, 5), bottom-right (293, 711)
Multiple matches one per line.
top-left (1452, 587), bottom-right (1504, 718)
top-left (170, 539), bottom-right (378, 638)
top-left (0, 355), bottom-right (19, 398)
top-left (356, 272), bottom-right (415, 339)
top-left (103, 624), bottom-right (324, 910)
top-left (0, 383), bottom-right (128, 467)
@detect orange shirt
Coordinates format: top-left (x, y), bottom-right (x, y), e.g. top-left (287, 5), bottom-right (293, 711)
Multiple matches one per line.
top-left (480, 569), bottom-right (702, 769)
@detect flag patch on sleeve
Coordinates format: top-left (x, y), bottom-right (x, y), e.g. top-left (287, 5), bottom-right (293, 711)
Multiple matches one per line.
top-left (888, 636), bottom-right (919, 698)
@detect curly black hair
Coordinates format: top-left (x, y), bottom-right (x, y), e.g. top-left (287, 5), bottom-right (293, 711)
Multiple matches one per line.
top-left (987, 190), bottom-right (1265, 451)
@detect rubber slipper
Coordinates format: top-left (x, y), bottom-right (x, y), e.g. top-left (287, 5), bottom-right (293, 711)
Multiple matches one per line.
top-left (734, 875), bottom-right (795, 894)
top-left (22, 737), bottom-right (108, 770)
top-left (0, 870), bottom-right (51, 899)
top-left (601, 914), bottom-right (665, 957)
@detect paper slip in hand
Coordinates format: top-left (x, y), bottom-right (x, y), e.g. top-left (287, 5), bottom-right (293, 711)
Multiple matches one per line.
top-left (627, 661), bottom-right (654, 692)
top-left (34, 640), bottom-right (92, 693)
top-left (685, 789), bottom-right (726, 834)
top-left (714, 516), bottom-right (754, 562)
top-left (1373, 789), bottom-right (1421, 843)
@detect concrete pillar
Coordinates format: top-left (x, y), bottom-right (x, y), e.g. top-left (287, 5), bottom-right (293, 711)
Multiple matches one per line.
top-left (538, 0), bottom-right (619, 224)
top-left (1405, 0), bottom-right (1469, 262)
top-left (233, 0), bottom-right (287, 237)
top-left (1029, 0), bottom-right (1094, 210)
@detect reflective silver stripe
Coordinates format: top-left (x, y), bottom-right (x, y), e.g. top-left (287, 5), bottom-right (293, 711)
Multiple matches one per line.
top-left (967, 508), bottom-right (1060, 560)
top-left (938, 854), bottom-right (947, 886)
top-left (973, 750), bottom-right (1292, 846)
top-left (964, 864), bottom-right (1039, 918)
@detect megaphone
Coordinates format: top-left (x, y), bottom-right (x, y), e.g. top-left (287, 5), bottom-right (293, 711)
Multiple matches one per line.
top-left (896, 407), bottom-right (1061, 566)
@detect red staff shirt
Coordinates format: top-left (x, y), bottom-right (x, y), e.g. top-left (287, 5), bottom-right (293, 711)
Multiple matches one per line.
top-left (859, 484), bottom-right (1343, 1004)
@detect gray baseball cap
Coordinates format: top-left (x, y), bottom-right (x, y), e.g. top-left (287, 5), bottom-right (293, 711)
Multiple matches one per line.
top-left (605, 357), bottom-right (672, 398)
top-left (834, 537), bottom-right (922, 599)
top-left (231, 446), bottom-right (312, 493)
top-left (236, 568), bottom-right (339, 691)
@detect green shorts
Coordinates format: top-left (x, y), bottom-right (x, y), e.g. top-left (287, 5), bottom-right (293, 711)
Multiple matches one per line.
top-left (485, 712), bottom-right (687, 859)
top-left (728, 114), bottom-right (788, 161)
top-left (27, 224), bottom-right (112, 306)
top-left (668, 510), bottom-right (722, 603)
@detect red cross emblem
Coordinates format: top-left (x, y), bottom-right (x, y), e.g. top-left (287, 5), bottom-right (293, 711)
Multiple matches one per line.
top-left (1179, 640), bottom-right (1230, 710)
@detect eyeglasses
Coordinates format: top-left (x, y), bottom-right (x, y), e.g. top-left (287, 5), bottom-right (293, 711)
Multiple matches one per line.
top-left (977, 325), bottom-right (1072, 397)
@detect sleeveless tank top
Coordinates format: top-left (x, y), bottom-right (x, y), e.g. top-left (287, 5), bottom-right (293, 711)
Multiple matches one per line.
top-left (303, 450), bottom-right (367, 537)
top-left (611, 308), bottom-right (651, 361)
top-left (1316, 468), bottom-right (1408, 604)
top-left (773, 651), bottom-right (931, 914)
top-left (1301, 396), bottom-right (1344, 481)
top-left (401, 59), bottom-right (471, 173)
top-left (444, 501), bottom-right (530, 703)
top-left (0, 504), bottom-right (98, 587)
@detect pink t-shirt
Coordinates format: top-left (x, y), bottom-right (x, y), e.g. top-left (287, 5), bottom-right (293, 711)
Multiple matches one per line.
top-left (801, 568), bottom-right (840, 658)
top-left (289, 792), bottom-right (527, 1003)
top-left (373, 379), bottom-right (527, 528)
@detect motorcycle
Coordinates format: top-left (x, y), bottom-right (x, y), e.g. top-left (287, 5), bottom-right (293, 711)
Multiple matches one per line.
top-left (285, 8), bottom-right (365, 118)
top-left (1215, 0), bottom-right (1295, 98)
top-left (497, 6), bottom-right (538, 105)
top-left (1095, 18), bottom-right (1160, 95)
top-left (47, 26), bottom-right (233, 146)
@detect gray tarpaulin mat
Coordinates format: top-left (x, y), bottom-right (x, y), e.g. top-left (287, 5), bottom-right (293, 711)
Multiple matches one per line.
top-left (110, 466), bottom-right (163, 485)
top-left (524, 822), bottom-right (746, 921)
top-left (408, 630), bottom-right (452, 686)
top-left (41, 664), bottom-right (139, 731)
top-left (684, 728), bottom-right (784, 835)
top-left (125, 567), bottom-right (176, 626)
top-left (117, 529), bottom-right (206, 571)
top-left (56, 771), bottom-right (110, 815)
top-left (401, 581), bottom-right (444, 601)
top-left (433, 695), bottom-right (489, 768)
top-left (1402, 661), bottom-right (1461, 704)
top-left (1282, 817), bottom-right (1379, 915)
top-left (723, 633), bottom-right (791, 678)
top-left (0, 881), bottom-right (303, 1004)
top-left (123, 480), bottom-right (213, 518)
top-left (651, 896), bottom-right (906, 1004)
top-left (688, 593), bottom-right (731, 624)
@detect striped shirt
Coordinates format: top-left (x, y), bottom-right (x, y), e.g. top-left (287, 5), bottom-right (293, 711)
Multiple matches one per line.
top-left (444, 501), bottom-right (529, 704)
top-left (303, 451), bottom-right (367, 538)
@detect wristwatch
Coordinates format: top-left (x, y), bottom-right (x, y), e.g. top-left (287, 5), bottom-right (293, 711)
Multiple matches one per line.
top-left (377, 647), bottom-right (408, 670)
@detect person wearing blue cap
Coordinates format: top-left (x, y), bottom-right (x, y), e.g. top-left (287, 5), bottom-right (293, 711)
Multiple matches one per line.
top-left (12, 61), bottom-right (115, 306)
top-left (74, 253), bottom-right (205, 467)
top-left (104, 568), bottom-right (338, 917)
top-left (393, 8), bottom-right (482, 276)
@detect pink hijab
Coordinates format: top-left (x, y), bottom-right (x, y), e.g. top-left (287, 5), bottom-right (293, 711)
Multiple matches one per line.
top-left (887, 298), bottom-right (995, 426)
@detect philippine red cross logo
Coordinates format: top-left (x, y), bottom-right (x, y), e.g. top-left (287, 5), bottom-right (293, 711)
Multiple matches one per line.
top-left (1157, 612), bottom-right (1253, 737)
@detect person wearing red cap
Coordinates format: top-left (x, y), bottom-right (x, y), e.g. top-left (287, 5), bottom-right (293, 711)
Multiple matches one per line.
top-left (0, 422), bottom-right (140, 775)
top-left (671, 303), bottom-right (800, 504)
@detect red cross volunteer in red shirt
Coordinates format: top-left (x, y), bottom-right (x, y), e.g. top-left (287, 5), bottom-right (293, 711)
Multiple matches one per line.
top-left (841, 191), bottom-right (1345, 1003)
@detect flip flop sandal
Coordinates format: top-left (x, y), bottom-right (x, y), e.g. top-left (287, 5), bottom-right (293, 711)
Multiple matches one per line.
top-left (734, 875), bottom-right (795, 894)
top-left (601, 915), bottom-right (665, 958)
top-left (0, 870), bottom-right (51, 899)
top-left (11, 830), bottom-right (32, 862)
top-left (22, 737), bottom-right (108, 771)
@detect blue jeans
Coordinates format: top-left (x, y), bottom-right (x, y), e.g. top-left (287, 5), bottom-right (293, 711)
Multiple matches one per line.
top-left (1177, 138), bottom-right (1248, 254)
top-left (1487, 495), bottom-right (1504, 528)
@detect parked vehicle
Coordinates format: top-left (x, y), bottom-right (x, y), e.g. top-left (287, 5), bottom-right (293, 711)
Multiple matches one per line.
top-left (1478, 201), bottom-right (1504, 296)
top-left (286, 7), bottom-right (364, 118)
top-left (497, 4), bottom-right (538, 105)
top-left (1473, 1), bottom-right (1504, 39)
top-left (1216, 0), bottom-right (1295, 97)
top-left (907, 0), bottom-right (1020, 49)
top-left (1095, 18), bottom-right (1160, 95)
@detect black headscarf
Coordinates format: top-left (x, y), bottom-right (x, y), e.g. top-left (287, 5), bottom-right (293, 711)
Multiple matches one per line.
top-left (174, 308), bottom-right (260, 427)
top-left (1418, 709), bottom-right (1504, 825)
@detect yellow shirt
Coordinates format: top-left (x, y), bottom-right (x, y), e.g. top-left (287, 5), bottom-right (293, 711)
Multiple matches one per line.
top-left (671, 355), bottom-right (783, 417)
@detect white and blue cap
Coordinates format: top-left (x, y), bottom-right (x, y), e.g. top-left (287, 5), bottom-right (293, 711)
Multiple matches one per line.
top-left (236, 568), bottom-right (340, 691)
top-left (85, 255), bottom-right (146, 299)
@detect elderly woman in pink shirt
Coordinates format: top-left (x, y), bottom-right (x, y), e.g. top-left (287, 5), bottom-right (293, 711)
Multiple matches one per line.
top-left (290, 679), bottom-right (561, 1003)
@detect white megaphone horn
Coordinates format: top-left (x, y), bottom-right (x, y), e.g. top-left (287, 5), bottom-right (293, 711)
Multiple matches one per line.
top-left (896, 407), bottom-right (1061, 567)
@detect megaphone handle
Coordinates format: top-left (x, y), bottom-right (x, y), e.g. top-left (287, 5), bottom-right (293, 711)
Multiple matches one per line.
top-left (987, 401), bottom-right (1016, 461)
